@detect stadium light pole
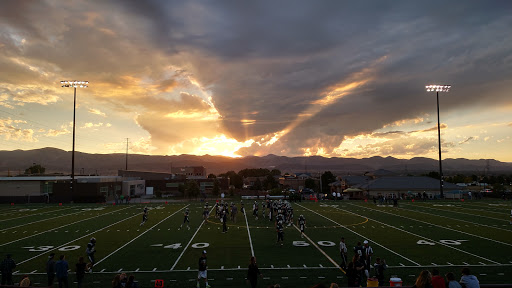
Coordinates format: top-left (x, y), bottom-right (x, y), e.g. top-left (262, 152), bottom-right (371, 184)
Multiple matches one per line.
top-left (425, 84), bottom-right (451, 199)
top-left (60, 80), bottom-right (88, 196)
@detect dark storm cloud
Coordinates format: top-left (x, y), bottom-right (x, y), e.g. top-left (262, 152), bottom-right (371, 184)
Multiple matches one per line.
top-left (125, 0), bottom-right (512, 154)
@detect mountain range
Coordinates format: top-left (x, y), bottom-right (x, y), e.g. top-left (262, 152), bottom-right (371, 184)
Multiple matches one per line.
top-left (1, 148), bottom-right (512, 177)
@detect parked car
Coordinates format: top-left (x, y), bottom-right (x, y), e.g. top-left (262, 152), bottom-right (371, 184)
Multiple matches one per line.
top-left (480, 189), bottom-right (493, 193)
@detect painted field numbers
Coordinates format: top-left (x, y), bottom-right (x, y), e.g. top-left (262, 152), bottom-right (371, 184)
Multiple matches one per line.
top-left (417, 240), bottom-right (467, 246)
top-left (151, 243), bottom-right (210, 249)
top-left (293, 240), bottom-right (336, 247)
top-left (23, 245), bottom-right (81, 252)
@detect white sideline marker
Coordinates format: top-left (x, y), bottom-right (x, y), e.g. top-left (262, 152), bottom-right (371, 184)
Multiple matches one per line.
top-left (30, 270), bottom-right (37, 274)
top-left (271, 265), bottom-right (274, 268)
top-left (431, 263), bottom-right (437, 266)
top-left (152, 268), bottom-right (157, 271)
top-left (447, 262), bottom-right (453, 265)
top-left (479, 262), bottom-right (486, 265)
top-left (463, 262), bottom-right (470, 265)
top-left (117, 269), bottom-right (123, 272)
top-left (400, 263), bottom-right (405, 266)
top-left (187, 267), bottom-right (190, 271)
top-left (100, 269), bottom-right (105, 272)
top-left (287, 265), bottom-right (290, 268)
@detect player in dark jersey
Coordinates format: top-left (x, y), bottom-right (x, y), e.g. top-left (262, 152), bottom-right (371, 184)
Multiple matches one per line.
top-left (298, 214), bottom-right (306, 238)
top-left (253, 201), bottom-right (259, 220)
top-left (140, 206), bottom-right (149, 226)
top-left (240, 201), bottom-right (245, 215)
top-left (354, 241), bottom-right (363, 258)
top-left (85, 237), bottom-right (96, 271)
top-left (203, 205), bottom-right (209, 221)
top-left (276, 220), bottom-right (284, 246)
top-left (179, 208), bottom-right (190, 230)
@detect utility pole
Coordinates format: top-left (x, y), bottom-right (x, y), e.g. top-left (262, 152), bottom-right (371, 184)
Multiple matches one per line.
top-left (126, 138), bottom-right (129, 170)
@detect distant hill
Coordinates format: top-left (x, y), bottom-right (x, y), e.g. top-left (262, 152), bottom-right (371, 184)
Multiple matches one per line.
top-left (1, 148), bottom-right (511, 177)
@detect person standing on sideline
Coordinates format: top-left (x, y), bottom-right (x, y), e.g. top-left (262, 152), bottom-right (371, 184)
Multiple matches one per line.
top-left (247, 256), bottom-right (262, 288)
top-left (374, 258), bottom-right (387, 286)
top-left (459, 267), bottom-right (480, 288)
top-left (46, 253), bottom-right (56, 286)
top-left (197, 250), bottom-right (210, 288)
top-left (75, 257), bottom-right (87, 288)
top-left (55, 255), bottom-right (69, 288)
top-left (339, 237), bottom-right (347, 270)
top-left (1, 254), bottom-right (16, 285)
top-left (362, 240), bottom-right (373, 277)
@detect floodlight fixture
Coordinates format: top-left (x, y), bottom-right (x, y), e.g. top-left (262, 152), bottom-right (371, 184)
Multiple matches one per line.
top-left (61, 80), bottom-right (88, 88)
top-left (425, 84), bottom-right (451, 199)
top-left (425, 85), bottom-right (451, 92)
top-left (60, 80), bottom-right (90, 197)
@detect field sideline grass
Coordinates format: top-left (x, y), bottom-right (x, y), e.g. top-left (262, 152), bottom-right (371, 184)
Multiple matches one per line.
top-left (0, 199), bottom-right (511, 287)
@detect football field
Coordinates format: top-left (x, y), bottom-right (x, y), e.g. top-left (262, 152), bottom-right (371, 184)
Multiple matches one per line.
top-left (0, 199), bottom-right (511, 287)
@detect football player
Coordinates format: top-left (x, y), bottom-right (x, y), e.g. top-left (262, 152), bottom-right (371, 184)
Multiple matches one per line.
top-left (85, 237), bottom-right (96, 271)
top-left (179, 208), bottom-right (190, 230)
top-left (140, 207), bottom-right (148, 226)
top-left (276, 220), bottom-right (284, 246)
top-left (298, 214), bottom-right (306, 238)
top-left (253, 201), bottom-right (259, 220)
top-left (339, 237), bottom-right (348, 269)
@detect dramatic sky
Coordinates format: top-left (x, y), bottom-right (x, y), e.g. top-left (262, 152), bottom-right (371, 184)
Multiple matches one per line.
top-left (1, 1), bottom-right (512, 161)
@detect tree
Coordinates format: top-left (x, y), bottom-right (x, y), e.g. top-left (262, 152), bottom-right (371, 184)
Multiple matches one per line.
top-left (253, 178), bottom-right (263, 191)
top-left (263, 174), bottom-right (278, 190)
top-left (208, 173), bottom-right (217, 179)
top-left (25, 164), bottom-right (45, 175)
top-left (218, 171), bottom-right (243, 189)
top-left (321, 171), bottom-right (336, 194)
top-left (305, 178), bottom-right (317, 191)
top-left (270, 169), bottom-right (282, 176)
top-left (212, 179), bottom-right (220, 196)
top-left (185, 180), bottom-right (200, 199)
top-left (425, 171), bottom-right (440, 180)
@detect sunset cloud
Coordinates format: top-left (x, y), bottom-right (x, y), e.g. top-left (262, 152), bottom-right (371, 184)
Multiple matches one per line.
top-left (0, 1), bottom-right (511, 161)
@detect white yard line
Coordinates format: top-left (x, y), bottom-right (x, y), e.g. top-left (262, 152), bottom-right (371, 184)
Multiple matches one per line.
top-left (354, 203), bottom-right (512, 248)
top-left (399, 204), bottom-right (512, 233)
top-left (170, 206), bottom-right (216, 271)
top-left (0, 210), bottom-right (87, 232)
top-left (0, 206), bottom-right (133, 247)
top-left (0, 207), bottom-right (75, 222)
top-left (296, 203), bottom-right (421, 266)
top-left (403, 203), bottom-right (508, 222)
top-left (243, 208), bottom-right (255, 257)
top-left (17, 262), bottom-right (512, 275)
top-left (345, 203), bottom-right (502, 264)
top-left (291, 224), bottom-right (344, 273)
top-left (17, 207), bottom-right (141, 266)
top-left (94, 205), bottom-right (188, 266)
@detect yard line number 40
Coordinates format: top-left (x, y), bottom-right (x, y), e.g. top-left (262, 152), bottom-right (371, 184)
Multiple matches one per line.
top-left (417, 240), bottom-right (468, 245)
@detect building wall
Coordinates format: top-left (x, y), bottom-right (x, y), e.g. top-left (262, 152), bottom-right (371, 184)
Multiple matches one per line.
top-left (122, 180), bottom-right (145, 196)
top-left (0, 181), bottom-right (41, 196)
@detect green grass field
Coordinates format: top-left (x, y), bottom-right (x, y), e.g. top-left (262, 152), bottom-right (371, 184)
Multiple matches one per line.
top-left (1, 199), bottom-right (511, 287)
